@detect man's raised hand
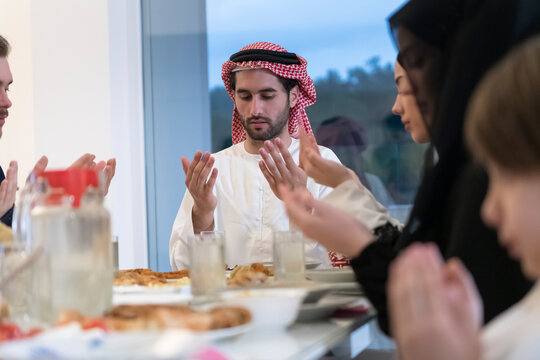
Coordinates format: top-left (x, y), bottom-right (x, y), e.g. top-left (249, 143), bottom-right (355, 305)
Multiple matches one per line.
top-left (181, 151), bottom-right (218, 232)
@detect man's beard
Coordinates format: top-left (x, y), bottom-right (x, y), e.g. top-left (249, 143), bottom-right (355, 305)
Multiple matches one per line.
top-left (240, 105), bottom-right (290, 141)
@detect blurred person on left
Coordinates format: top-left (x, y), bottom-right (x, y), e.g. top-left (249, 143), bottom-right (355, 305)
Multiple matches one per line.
top-left (0, 35), bottom-right (116, 226)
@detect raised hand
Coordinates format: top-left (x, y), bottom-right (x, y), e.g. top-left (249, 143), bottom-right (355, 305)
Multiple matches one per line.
top-left (388, 243), bottom-right (481, 360)
top-left (94, 158), bottom-right (116, 195)
top-left (0, 161), bottom-right (17, 218)
top-left (298, 127), bottom-right (360, 188)
top-left (32, 156), bottom-right (49, 174)
top-left (181, 151), bottom-right (218, 233)
top-left (259, 138), bottom-right (307, 200)
top-left (279, 184), bottom-right (373, 257)
top-left (27, 154), bottom-right (116, 195)
top-left (443, 258), bottom-right (483, 331)
top-left (69, 153), bottom-right (97, 169)
top-left (69, 154), bottom-right (117, 195)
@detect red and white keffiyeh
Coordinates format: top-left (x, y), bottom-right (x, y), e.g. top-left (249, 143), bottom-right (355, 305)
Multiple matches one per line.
top-left (328, 251), bottom-right (351, 268)
top-left (221, 42), bottom-right (316, 144)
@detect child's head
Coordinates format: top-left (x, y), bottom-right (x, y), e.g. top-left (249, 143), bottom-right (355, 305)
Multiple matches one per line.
top-left (466, 36), bottom-right (540, 279)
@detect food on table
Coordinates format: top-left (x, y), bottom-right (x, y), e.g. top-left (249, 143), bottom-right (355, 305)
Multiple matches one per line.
top-left (115, 263), bottom-right (274, 288)
top-left (262, 265), bottom-right (274, 277)
top-left (157, 269), bottom-right (191, 280)
top-left (0, 321), bottom-right (42, 343)
top-left (0, 300), bottom-right (8, 319)
top-left (227, 263), bottom-right (270, 287)
top-left (0, 222), bottom-right (12, 244)
top-left (250, 262), bottom-right (265, 273)
top-left (174, 277), bottom-right (191, 286)
top-left (57, 304), bottom-right (251, 332)
top-left (114, 268), bottom-right (189, 287)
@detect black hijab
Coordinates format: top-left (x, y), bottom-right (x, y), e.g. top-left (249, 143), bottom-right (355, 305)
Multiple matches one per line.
top-left (353, 0), bottom-right (540, 334)
top-left (388, 0), bottom-right (462, 50)
top-left (388, 0), bottom-right (540, 249)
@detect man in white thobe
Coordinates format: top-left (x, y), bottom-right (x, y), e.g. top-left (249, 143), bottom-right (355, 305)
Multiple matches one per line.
top-left (169, 42), bottom-right (340, 270)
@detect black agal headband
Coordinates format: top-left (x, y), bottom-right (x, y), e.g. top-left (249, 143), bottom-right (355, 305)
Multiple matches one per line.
top-left (230, 49), bottom-right (300, 65)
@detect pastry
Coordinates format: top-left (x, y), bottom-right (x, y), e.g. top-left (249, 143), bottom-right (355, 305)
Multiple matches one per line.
top-left (58, 304), bottom-right (251, 332)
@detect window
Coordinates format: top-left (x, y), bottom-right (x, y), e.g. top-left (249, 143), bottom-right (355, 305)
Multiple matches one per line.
top-left (142, 0), bottom-right (425, 269)
top-left (207, 0), bottom-right (425, 216)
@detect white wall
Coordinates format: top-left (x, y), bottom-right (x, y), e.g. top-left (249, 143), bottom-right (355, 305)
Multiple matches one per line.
top-left (0, 0), bottom-right (147, 269)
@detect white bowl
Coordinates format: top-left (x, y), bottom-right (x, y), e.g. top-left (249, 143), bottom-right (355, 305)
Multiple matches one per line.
top-left (220, 288), bottom-right (307, 331)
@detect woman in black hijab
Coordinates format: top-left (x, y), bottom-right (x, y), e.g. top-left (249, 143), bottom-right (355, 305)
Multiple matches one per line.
top-left (382, 0), bottom-right (540, 332)
top-left (354, 0), bottom-right (536, 332)
top-left (282, 0), bottom-right (540, 334)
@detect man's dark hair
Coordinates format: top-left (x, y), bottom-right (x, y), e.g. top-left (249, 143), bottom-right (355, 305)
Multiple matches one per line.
top-left (230, 71), bottom-right (298, 95)
top-left (0, 35), bottom-right (10, 58)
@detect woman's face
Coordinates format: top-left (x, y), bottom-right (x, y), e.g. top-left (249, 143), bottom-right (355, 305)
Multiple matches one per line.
top-left (482, 162), bottom-right (540, 279)
top-left (397, 26), bottom-right (443, 128)
top-left (392, 61), bottom-right (430, 144)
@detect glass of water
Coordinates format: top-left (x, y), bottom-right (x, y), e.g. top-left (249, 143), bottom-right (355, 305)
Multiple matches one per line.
top-left (273, 231), bottom-right (305, 283)
top-left (188, 231), bottom-right (226, 303)
top-left (0, 242), bottom-right (34, 329)
top-left (111, 236), bottom-right (119, 274)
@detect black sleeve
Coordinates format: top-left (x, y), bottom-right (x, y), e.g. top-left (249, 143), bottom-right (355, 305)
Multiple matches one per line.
top-left (0, 166), bottom-right (12, 227)
top-left (0, 205), bottom-right (13, 227)
top-left (350, 222), bottom-right (401, 335)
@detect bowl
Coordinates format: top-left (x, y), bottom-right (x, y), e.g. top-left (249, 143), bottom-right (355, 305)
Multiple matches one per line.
top-left (220, 288), bottom-right (307, 331)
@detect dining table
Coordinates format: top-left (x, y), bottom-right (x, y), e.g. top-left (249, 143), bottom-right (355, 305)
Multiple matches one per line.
top-left (0, 272), bottom-right (387, 360)
top-left (215, 305), bottom-right (377, 360)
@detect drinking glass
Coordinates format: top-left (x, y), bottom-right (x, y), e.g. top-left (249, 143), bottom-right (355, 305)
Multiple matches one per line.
top-left (273, 231), bottom-right (305, 283)
top-left (188, 231), bottom-right (226, 303)
top-left (111, 235), bottom-right (119, 274)
top-left (0, 242), bottom-right (34, 330)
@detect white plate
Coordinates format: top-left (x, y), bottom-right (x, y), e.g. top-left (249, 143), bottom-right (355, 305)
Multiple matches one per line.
top-left (305, 262), bottom-right (322, 270)
top-left (200, 322), bottom-right (252, 341)
top-left (113, 287), bottom-right (192, 305)
top-left (113, 284), bottom-right (189, 294)
top-left (301, 283), bottom-right (334, 304)
top-left (166, 278), bottom-right (190, 284)
top-left (305, 268), bottom-right (356, 283)
top-left (296, 296), bottom-right (357, 322)
top-left (0, 322), bottom-right (251, 359)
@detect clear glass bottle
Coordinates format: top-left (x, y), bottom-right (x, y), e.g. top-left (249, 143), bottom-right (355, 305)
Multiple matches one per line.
top-left (25, 169), bottom-right (113, 326)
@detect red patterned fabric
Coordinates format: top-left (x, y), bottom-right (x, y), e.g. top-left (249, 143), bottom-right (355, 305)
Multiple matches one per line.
top-left (328, 251), bottom-right (351, 268)
top-left (221, 42), bottom-right (316, 144)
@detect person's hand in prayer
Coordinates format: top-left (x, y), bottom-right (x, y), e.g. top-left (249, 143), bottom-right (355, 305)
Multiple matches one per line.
top-left (0, 161), bottom-right (17, 218)
top-left (259, 137), bottom-right (307, 200)
top-left (388, 243), bottom-right (482, 360)
top-left (96, 158), bottom-right (116, 196)
top-left (32, 156), bottom-right (48, 174)
top-left (31, 154), bottom-right (117, 195)
top-left (279, 184), bottom-right (374, 257)
top-left (69, 154), bottom-right (116, 195)
top-left (181, 151), bottom-right (218, 233)
top-left (298, 127), bottom-right (362, 189)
